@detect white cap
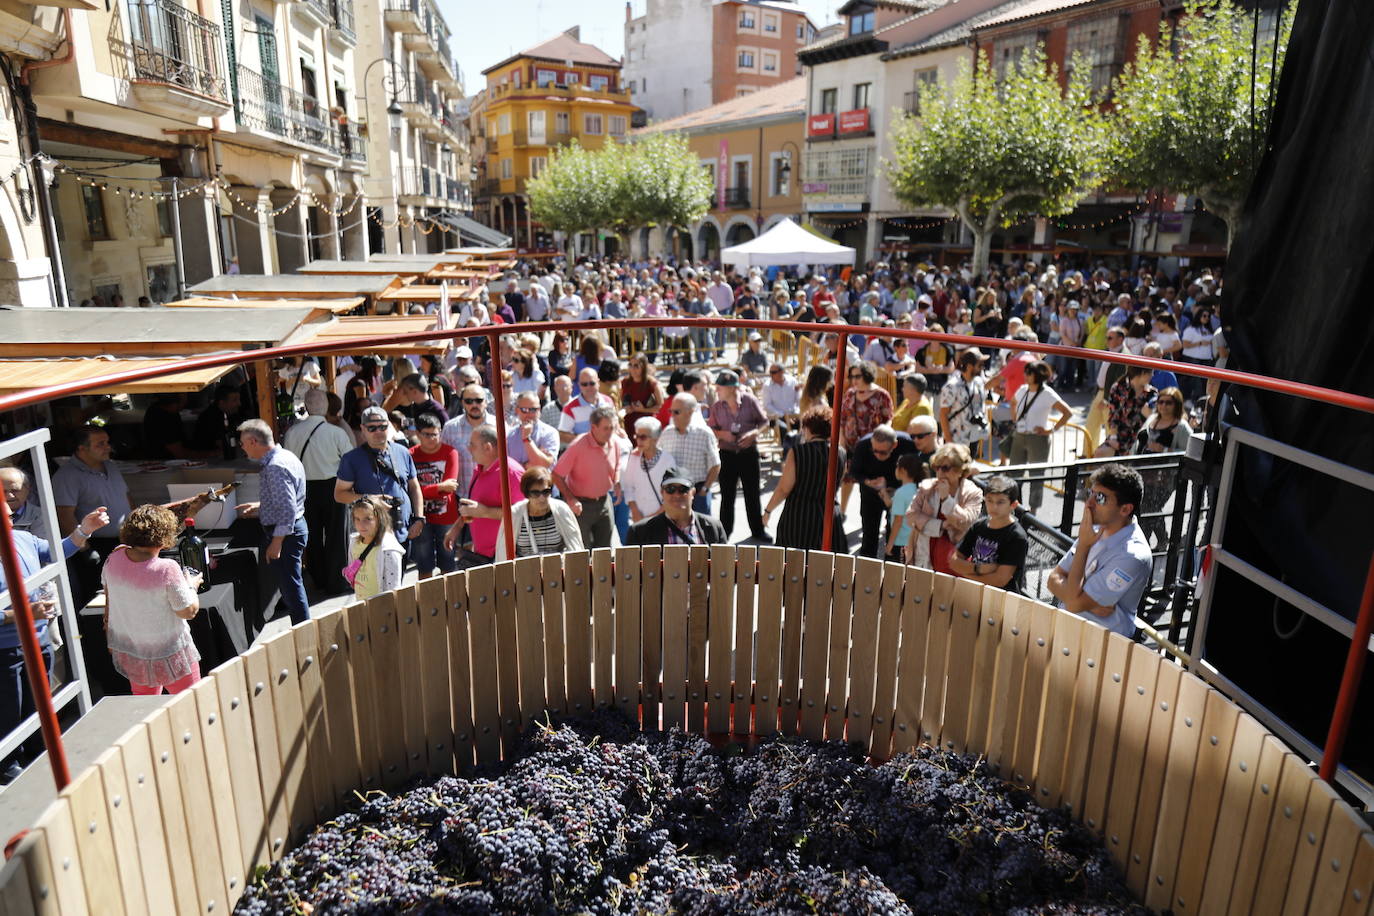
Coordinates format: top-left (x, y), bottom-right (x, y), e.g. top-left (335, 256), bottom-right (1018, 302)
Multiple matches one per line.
top-left (455, 345), bottom-right (473, 359)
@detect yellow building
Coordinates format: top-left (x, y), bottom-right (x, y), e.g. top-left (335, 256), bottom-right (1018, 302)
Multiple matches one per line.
top-left (477, 27), bottom-right (638, 249)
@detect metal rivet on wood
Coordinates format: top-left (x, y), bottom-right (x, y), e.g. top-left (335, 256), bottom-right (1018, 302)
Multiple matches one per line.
top-left (1036, 638), bottom-right (1045, 647)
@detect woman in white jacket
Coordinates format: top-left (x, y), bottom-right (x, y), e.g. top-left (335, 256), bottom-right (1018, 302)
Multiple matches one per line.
top-left (494, 467), bottom-right (584, 561)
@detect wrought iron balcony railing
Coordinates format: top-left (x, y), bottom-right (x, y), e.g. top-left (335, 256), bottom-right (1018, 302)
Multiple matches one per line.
top-left (236, 64), bottom-right (341, 154)
top-left (330, 0), bottom-right (355, 40)
top-left (723, 186), bottom-right (752, 209)
top-left (126, 0), bottom-right (229, 102)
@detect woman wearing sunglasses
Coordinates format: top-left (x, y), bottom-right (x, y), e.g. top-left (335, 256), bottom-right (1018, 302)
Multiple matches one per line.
top-left (902, 442), bottom-right (983, 574)
top-left (494, 467), bottom-right (583, 561)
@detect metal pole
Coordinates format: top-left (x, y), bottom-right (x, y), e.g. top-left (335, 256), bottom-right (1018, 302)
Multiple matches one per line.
top-left (822, 333), bottom-right (848, 553)
top-left (486, 331), bottom-right (515, 558)
top-left (1317, 552), bottom-right (1374, 782)
top-left (169, 177), bottom-right (187, 300)
top-left (35, 158), bottom-right (68, 308)
top-left (0, 506), bottom-right (71, 791)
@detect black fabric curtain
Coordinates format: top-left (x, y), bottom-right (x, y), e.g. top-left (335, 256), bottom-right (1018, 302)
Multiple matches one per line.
top-left (1208, 0), bottom-right (1374, 780)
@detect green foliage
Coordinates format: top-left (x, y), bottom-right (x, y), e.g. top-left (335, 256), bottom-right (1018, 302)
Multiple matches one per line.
top-left (885, 47), bottom-right (1107, 278)
top-left (1109, 0), bottom-right (1293, 238)
top-left (527, 132), bottom-right (713, 242)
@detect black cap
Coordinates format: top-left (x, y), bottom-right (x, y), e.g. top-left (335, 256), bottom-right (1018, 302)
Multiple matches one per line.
top-left (660, 466), bottom-right (693, 488)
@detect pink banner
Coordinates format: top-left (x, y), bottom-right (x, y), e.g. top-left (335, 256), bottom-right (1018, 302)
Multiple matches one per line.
top-left (717, 140), bottom-right (728, 212)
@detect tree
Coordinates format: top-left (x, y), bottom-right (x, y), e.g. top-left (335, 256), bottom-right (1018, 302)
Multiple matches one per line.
top-left (1109, 0), bottom-right (1293, 247)
top-left (526, 141), bottom-right (622, 248)
top-left (885, 48), bottom-right (1106, 280)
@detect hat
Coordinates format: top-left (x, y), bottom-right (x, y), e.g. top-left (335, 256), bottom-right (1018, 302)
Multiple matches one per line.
top-left (747, 331), bottom-right (763, 342)
top-left (360, 406), bottom-right (388, 424)
top-left (660, 466), bottom-right (694, 489)
top-left (917, 294), bottom-right (932, 306)
top-left (958, 348), bottom-right (988, 365)
top-left (715, 369), bottom-right (740, 387)
top-left (455, 345), bottom-right (473, 360)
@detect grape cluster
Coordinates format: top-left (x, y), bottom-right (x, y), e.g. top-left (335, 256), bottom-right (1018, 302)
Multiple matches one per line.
top-left (236, 711), bottom-right (1149, 915)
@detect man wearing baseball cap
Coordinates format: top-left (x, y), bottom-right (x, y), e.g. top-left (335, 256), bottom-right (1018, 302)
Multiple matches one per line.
top-left (335, 406), bottom-right (425, 547)
top-left (624, 467), bottom-right (726, 546)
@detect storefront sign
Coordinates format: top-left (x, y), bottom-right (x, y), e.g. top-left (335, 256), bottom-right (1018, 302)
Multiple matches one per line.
top-left (808, 113), bottom-right (835, 138)
top-left (838, 108), bottom-right (870, 135)
top-left (808, 202), bottom-right (864, 212)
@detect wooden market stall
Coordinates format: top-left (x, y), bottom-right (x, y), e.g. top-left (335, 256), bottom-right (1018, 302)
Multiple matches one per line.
top-left (301, 315), bottom-right (450, 357)
top-left (0, 358), bottom-right (236, 395)
top-left (185, 274), bottom-right (401, 312)
top-left (164, 296), bottom-right (366, 318)
top-left (295, 258), bottom-right (464, 281)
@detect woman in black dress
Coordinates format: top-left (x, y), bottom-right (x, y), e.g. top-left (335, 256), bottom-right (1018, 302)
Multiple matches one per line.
top-left (764, 406), bottom-right (848, 552)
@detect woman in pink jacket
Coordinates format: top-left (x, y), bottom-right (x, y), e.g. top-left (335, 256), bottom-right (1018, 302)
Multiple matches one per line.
top-left (904, 443), bottom-right (983, 574)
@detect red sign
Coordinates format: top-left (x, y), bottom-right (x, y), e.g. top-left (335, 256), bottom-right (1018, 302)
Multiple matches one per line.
top-left (808, 113), bottom-right (835, 138)
top-left (838, 108), bottom-right (870, 134)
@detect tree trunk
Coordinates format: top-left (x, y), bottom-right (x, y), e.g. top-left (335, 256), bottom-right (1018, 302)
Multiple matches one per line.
top-left (970, 228), bottom-right (993, 283)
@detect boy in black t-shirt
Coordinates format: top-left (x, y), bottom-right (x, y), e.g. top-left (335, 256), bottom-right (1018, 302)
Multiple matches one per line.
top-left (950, 476), bottom-right (1030, 595)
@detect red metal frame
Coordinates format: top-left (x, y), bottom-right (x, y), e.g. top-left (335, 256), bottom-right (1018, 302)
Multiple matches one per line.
top-left (1, 315), bottom-right (1371, 794)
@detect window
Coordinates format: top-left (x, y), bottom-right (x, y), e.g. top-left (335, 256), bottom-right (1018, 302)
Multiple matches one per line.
top-left (497, 112), bottom-right (511, 134)
top-left (156, 198), bottom-right (174, 237)
top-left (848, 8), bottom-right (874, 35)
top-left (906, 68), bottom-right (938, 114)
top-left (528, 109), bottom-right (546, 144)
top-left (819, 87), bottom-right (837, 114)
top-left (583, 113), bottom-right (603, 134)
top-left (736, 87), bottom-right (754, 97)
top-left (628, 80), bottom-right (636, 94)
top-left (81, 185), bottom-right (109, 240)
top-left (555, 111), bottom-right (571, 135)
top-left (852, 82), bottom-right (870, 110)
top-left (738, 50), bottom-right (755, 68)
top-left (609, 115), bottom-right (627, 136)
top-left (588, 74), bottom-right (609, 92)
top-left (764, 14), bottom-right (777, 32)
top-left (529, 155), bottom-right (547, 178)
top-left (732, 157), bottom-right (751, 193)
top-left (739, 11), bottom-right (755, 28)
top-left (770, 151), bottom-right (790, 196)
top-left (1065, 14), bottom-right (1123, 96)
top-left (487, 118), bottom-right (497, 137)
top-left (500, 158), bottom-right (512, 179)
top-left (536, 68), bottom-right (557, 87)
top-left (993, 32), bottom-right (1037, 81)
top-left (763, 53), bottom-right (777, 72)
top-left (801, 145), bottom-right (875, 196)
top-left (797, 21), bottom-right (805, 38)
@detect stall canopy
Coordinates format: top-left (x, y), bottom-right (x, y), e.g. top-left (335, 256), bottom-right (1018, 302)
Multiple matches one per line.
top-left (720, 218), bottom-right (856, 268)
top-left (438, 215), bottom-right (512, 248)
top-left (0, 358), bottom-right (233, 395)
top-left (302, 316), bottom-right (450, 356)
top-left (187, 274), bottom-right (399, 299)
top-left (296, 258), bottom-right (461, 278)
top-left (165, 297), bottom-right (365, 315)
top-left (0, 306), bottom-right (323, 357)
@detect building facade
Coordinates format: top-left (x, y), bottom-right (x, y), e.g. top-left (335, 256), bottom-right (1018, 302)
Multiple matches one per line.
top-left (624, 0), bottom-right (817, 122)
top-left (633, 76), bottom-right (805, 261)
top-left (476, 28), bottom-right (638, 250)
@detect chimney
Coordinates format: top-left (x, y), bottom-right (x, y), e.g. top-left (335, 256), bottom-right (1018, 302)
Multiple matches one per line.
top-left (626, 1), bottom-right (632, 21)
top-left (564, 26), bottom-right (580, 40)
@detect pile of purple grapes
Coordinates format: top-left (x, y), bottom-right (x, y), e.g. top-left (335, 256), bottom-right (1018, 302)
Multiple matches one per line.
top-left (235, 713), bottom-right (1148, 914)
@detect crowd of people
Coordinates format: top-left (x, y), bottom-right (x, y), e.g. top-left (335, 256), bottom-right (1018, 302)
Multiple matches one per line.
top-left (0, 251), bottom-right (1215, 781)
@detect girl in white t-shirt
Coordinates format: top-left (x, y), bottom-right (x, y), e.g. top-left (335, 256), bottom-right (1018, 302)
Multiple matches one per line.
top-left (1151, 313), bottom-right (1183, 358)
top-left (1007, 360), bottom-right (1072, 510)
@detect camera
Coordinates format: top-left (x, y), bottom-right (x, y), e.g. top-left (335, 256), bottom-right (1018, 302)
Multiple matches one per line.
top-left (382, 495), bottom-right (406, 533)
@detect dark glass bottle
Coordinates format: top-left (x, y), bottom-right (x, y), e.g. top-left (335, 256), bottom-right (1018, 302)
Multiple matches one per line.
top-left (177, 519), bottom-right (211, 594)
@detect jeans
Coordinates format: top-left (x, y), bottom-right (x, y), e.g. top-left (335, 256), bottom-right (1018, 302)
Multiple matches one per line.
top-left (691, 327), bottom-right (714, 361)
top-left (858, 485), bottom-right (889, 558)
top-left (692, 486), bottom-right (712, 515)
top-left (408, 520), bottom-right (457, 577)
top-left (1008, 431), bottom-right (1052, 510)
top-left (717, 446), bottom-right (765, 539)
top-left (613, 491), bottom-right (631, 543)
top-left (1, 644), bottom-right (52, 772)
top-left (265, 518), bottom-right (310, 625)
top-left (304, 478), bottom-right (349, 593)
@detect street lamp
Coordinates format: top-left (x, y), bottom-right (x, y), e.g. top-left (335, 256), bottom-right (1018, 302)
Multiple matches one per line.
top-left (778, 139), bottom-right (800, 187)
top-left (360, 57), bottom-right (411, 130)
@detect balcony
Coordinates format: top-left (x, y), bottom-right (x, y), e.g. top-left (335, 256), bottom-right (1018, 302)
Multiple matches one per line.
top-left (723, 186), bottom-right (751, 209)
top-left (289, 0), bottom-right (331, 29)
top-left (327, 0), bottom-right (356, 46)
top-left (235, 64), bottom-right (342, 159)
top-left (488, 81), bottom-right (631, 105)
top-left (397, 166), bottom-right (445, 203)
top-left (125, 0), bottom-right (231, 117)
top-left (339, 123), bottom-right (366, 168)
top-left (399, 80), bottom-right (441, 128)
top-left (903, 90), bottom-right (920, 116)
top-left (383, 0), bottom-right (423, 33)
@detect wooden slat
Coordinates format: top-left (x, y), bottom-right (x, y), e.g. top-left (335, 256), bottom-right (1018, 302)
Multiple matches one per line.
top-left (1277, 779), bottom-right (1344, 916)
top-left (539, 556), bottom-right (569, 716)
top-left (891, 565), bottom-right (933, 755)
top-left (203, 658), bottom-right (268, 875)
top-left (261, 632), bottom-right (316, 844)
top-left (707, 544), bottom-right (737, 735)
top-left (799, 551), bottom-right (834, 741)
top-left (1103, 644), bottom-right (1163, 868)
top-left (0, 853), bottom-right (39, 916)
top-left (515, 556), bottom-right (550, 726)
top-left (62, 768), bottom-right (124, 916)
top-left (867, 560), bottom-right (907, 758)
top-left (1339, 832), bottom-right (1374, 916)
top-left (964, 586), bottom-right (1005, 758)
top-left (26, 804), bottom-right (85, 916)
top-left (1170, 691), bottom-right (1245, 914)
top-left (824, 554), bottom-right (856, 742)
top-left (1080, 633), bottom-right (1134, 834)
top-left (1033, 612), bottom-right (1085, 806)
top-left (1009, 601), bottom-right (1056, 786)
top-left (113, 727), bottom-right (176, 911)
top-left (939, 577), bottom-right (984, 754)
top-left (1124, 658), bottom-right (1185, 891)
top-left (445, 573), bottom-right (476, 771)
top-left (291, 621), bottom-right (336, 822)
top-left (590, 549), bottom-right (615, 711)
top-left (190, 677), bottom-right (246, 902)
top-left (313, 610), bottom-right (363, 798)
top-left (920, 573), bottom-right (956, 747)
top-left (753, 547), bottom-right (786, 737)
top-left (463, 564), bottom-right (502, 764)
top-left (844, 557), bottom-right (884, 749)
top-left (1306, 818), bottom-right (1369, 916)
top-left (91, 748), bottom-right (147, 914)
top-left (612, 548), bottom-right (643, 723)
top-left (1207, 729), bottom-right (1285, 914)
top-left (392, 585), bottom-right (429, 781)
top-left (493, 562), bottom-right (522, 752)
top-left (639, 546), bottom-right (664, 731)
top-left (342, 600), bottom-right (382, 790)
top-left (986, 595), bottom-right (1031, 776)
top-left (1060, 622), bottom-right (1107, 817)
top-left (13, 827), bottom-right (60, 916)
top-left (561, 551), bottom-right (594, 715)
top-left (1142, 678), bottom-right (1216, 910)
top-left (366, 592), bottom-right (408, 787)
top-left (1235, 748), bottom-right (1313, 916)
top-left (660, 545), bottom-right (690, 731)
top-left (416, 576), bottom-right (455, 776)
top-left (777, 549), bottom-right (808, 735)
top-left (732, 546), bottom-right (758, 736)
top-left (686, 545), bottom-right (710, 732)
top-left (145, 711), bottom-right (200, 911)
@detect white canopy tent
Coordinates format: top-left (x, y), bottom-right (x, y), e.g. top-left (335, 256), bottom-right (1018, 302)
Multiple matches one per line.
top-left (719, 217), bottom-right (856, 268)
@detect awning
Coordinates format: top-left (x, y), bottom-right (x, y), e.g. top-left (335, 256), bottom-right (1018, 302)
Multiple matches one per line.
top-left (0, 358), bottom-right (234, 395)
top-left (0, 306), bottom-right (322, 357)
top-left (165, 296), bottom-right (365, 315)
top-left (303, 316), bottom-right (450, 356)
top-left (443, 214), bottom-right (513, 248)
top-left (187, 274), bottom-right (400, 298)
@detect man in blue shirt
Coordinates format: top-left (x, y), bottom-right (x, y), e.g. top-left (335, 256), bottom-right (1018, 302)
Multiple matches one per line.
top-left (334, 406), bottom-right (425, 547)
top-left (236, 419), bottom-right (310, 624)
top-left (1047, 464), bottom-right (1153, 638)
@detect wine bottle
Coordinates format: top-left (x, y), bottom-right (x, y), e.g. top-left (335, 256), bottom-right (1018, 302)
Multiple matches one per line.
top-left (177, 519), bottom-right (211, 594)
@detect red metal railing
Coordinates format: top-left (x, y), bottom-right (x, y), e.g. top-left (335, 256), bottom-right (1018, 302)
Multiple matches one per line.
top-left (0, 316), bottom-right (1370, 794)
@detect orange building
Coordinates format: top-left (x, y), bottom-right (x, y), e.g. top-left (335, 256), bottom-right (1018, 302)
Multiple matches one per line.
top-left (476, 28), bottom-right (640, 249)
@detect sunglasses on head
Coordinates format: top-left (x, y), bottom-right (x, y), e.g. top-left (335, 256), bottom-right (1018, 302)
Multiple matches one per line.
top-left (526, 487), bottom-right (553, 497)
top-left (363, 423), bottom-right (388, 432)
top-left (663, 484), bottom-right (691, 495)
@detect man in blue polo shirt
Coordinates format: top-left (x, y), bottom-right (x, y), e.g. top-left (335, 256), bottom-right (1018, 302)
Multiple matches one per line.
top-left (1047, 463), bottom-right (1153, 638)
top-left (335, 406), bottom-right (425, 547)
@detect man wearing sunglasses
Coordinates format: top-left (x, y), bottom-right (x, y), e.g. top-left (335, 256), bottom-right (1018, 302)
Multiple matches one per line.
top-left (335, 406), bottom-right (424, 548)
top-left (558, 368), bottom-right (614, 446)
top-left (506, 391), bottom-right (558, 470)
top-left (439, 385), bottom-right (493, 500)
top-left (1046, 464), bottom-right (1152, 638)
top-left (625, 467), bottom-right (726, 547)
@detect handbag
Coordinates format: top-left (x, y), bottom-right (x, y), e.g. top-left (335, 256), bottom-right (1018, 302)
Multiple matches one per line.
top-left (342, 539), bottom-right (378, 588)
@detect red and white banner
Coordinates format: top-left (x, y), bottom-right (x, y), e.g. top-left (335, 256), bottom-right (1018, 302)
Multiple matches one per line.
top-left (808, 113), bottom-right (835, 138)
top-left (838, 108), bottom-right (870, 135)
